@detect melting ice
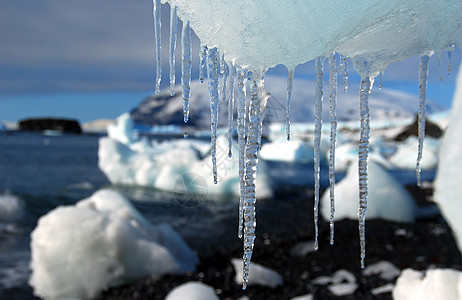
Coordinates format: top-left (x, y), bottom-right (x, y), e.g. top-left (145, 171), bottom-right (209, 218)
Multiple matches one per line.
top-left (154, 0), bottom-right (462, 288)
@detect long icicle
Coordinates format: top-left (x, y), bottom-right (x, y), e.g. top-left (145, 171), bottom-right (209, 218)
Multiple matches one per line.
top-left (343, 56), bottom-right (348, 92)
top-left (328, 53), bottom-right (337, 245)
top-left (237, 67), bottom-right (247, 238)
top-left (285, 69), bottom-right (295, 140)
top-left (181, 21), bottom-right (192, 123)
top-left (169, 5), bottom-right (178, 96)
top-left (243, 72), bottom-right (267, 290)
top-left (153, 0), bottom-right (162, 94)
top-left (416, 55), bottom-right (430, 187)
top-left (199, 46), bottom-right (208, 83)
top-left (228, 64), bottom-right (236, 157)
top-left (222, 60), bottom-right (229, 102)
top-left (314, 57), bottom-right (324, 251)
top-left (359, 76), bottom-right (373, 269)
top-left (207, 48), bottom-right (220, 184)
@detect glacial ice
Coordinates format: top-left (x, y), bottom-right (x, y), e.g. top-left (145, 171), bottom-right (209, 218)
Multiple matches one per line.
top-left (29, 189), bottom-right (198, 300)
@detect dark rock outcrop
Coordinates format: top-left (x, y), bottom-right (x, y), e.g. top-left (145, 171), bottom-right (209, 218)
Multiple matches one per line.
top-left (18, 118), bottom-right (82, 134)
top-left (394, 116), bottom-right (443, 141)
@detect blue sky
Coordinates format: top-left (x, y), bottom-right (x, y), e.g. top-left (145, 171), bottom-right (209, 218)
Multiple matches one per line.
top-left (0, 0), bottom-right (460, 123)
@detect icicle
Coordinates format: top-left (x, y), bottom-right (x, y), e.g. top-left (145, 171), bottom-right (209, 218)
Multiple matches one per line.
top-left (328, 53), bottom-right (337, 246)
top-left (207, 48), bottom-right (220, 185)
top-left (153, 0), bottom-right (162, 94)
top-left (358, 76), bottom-right (373, 269)
top-left (242, 72), bottom-right (267, 290)
top-left (437, 52), bottom-right (443, 81)
top-left (285, 69), bottom-right (294, 141)
top-left (416, 55), bottom-right (430, 187)
top-left (379, 71), bottom-right (384, 90)
top-left (181, 21), bottom-right (192, 123)
top-left (222, 60), bottom-right (229, 102)
top-left (447, 50), bottom-right (453, 75)
top-left (169, 6), bottom-right (178, 96)
top-left (220, 53), bottom-right (225, 74)
top-left (228, 64), bottom-right (236, 157)
top-left (314, 57), bottom-right (324, 251)
top-left (199, 46), bottom-right (208, 83)
top-left (237, 67), bottom-right (247, 238)
top-left (343, 56), bottom-right (348, 92)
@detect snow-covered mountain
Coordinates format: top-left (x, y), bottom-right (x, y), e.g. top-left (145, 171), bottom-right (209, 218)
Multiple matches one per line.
top-left (130, 75), bottom-right (443, 132)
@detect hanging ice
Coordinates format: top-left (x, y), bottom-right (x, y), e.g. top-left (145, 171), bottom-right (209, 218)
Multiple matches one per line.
top-left (181, 21), bottom-right (192, 123)
top-left (342, 56), bottom-right (348, 92)
top-left (222, 59), bottom-right (229, 102)
top-left (228, 64), bottom-right (236, 157)
top-left (416, 55), bottom-right (430, 187)
top-left (199, 45), bottom-right (208, 83)
top-left (207, 47), bottom-right (220, 185)
top-left (242, 72), bottom-right (267, 290)
top-left (328, 53), bottom-right (338, 245)
top-left (358, 76), bottom-right (373, 269)
top-left (154, 0), bottom-right (462, 286)
top-left (169, 6), bottom-right (178, 96)
top-left (313, 57), bottom-right (324, 251)
top-left (285, 69), bottom-right (294, 141)
top-left (153, 0), bottom-right (162, 94)
top-left (237, 67), bottom-right (246, 239)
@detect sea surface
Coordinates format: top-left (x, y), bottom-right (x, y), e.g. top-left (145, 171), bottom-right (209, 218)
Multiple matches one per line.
top-left (0, 133), bottom-right (312, 299)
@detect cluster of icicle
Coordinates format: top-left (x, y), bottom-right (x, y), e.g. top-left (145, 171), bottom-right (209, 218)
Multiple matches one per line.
top-left (153, 0), bottom-right (438, 289)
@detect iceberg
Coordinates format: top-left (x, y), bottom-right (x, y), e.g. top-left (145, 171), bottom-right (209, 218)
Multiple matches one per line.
top-left (99, 113), bottom-right (273, 198)
top-left (29, 189), bottom-right (198, 300)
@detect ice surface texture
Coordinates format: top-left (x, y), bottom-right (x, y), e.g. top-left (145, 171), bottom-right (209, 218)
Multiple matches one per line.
top-left (162, 0), bottom-right (461, 76)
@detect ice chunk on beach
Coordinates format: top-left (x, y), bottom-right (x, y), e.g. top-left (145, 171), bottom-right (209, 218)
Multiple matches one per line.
top-left (435, 63), bottom-right (462, 253)
top-left (29, 189), bottom-right (198, 300)
top-left (260, 140), bottom-right (314, 163)
top-left (231, 258), bottom-right (283, 288)
top-left (165, 282), bottom-right (219, 300)
top-left (389, 137), bottom-right (439, 171)
top-left (362, 261), bottom-right (400, 281)
top-left (393, 268), bottom-right (462, 300)
top-left (321, 159), bottom-right (417, 222)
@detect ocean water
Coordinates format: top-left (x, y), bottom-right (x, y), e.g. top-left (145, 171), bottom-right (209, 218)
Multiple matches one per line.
top-left (0, 133), bottom-right (307, 299)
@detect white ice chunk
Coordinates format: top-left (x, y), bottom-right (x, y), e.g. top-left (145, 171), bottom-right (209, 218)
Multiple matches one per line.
top-left (99, 128), bottom-right (273, 198)
top-left (231, 258), bottom-right (283, 288)
top-left (321, 159), bottom-right (417, 222)
top-left (362, 261), bottom-right (401, 281)
top-left (389, 137), bottom-right (439, 171)
top-left (393, 268), bottom-right (462, 300)
top-left (435, 63), bottom-right (462, 253)
top-left (29, 189), bottom-right (198, 300)
top-left (291, 294), bottom-right (313, 300)
top-left (0, 193), bottom-right (23, 224)
top-left (260, 140), bottom-right (314, 163)
top-left (165, 282), bottom-right (219, 300)
top-left (290, 241), bottom-right (316, 257)
top-left (328, 283), bottom-right (358, 297)
top-left (371, 283), bottom-right (394, 295)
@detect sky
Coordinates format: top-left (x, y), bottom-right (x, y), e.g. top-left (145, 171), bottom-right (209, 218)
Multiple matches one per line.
top-left (0, 0), bottom-right (460, 123)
